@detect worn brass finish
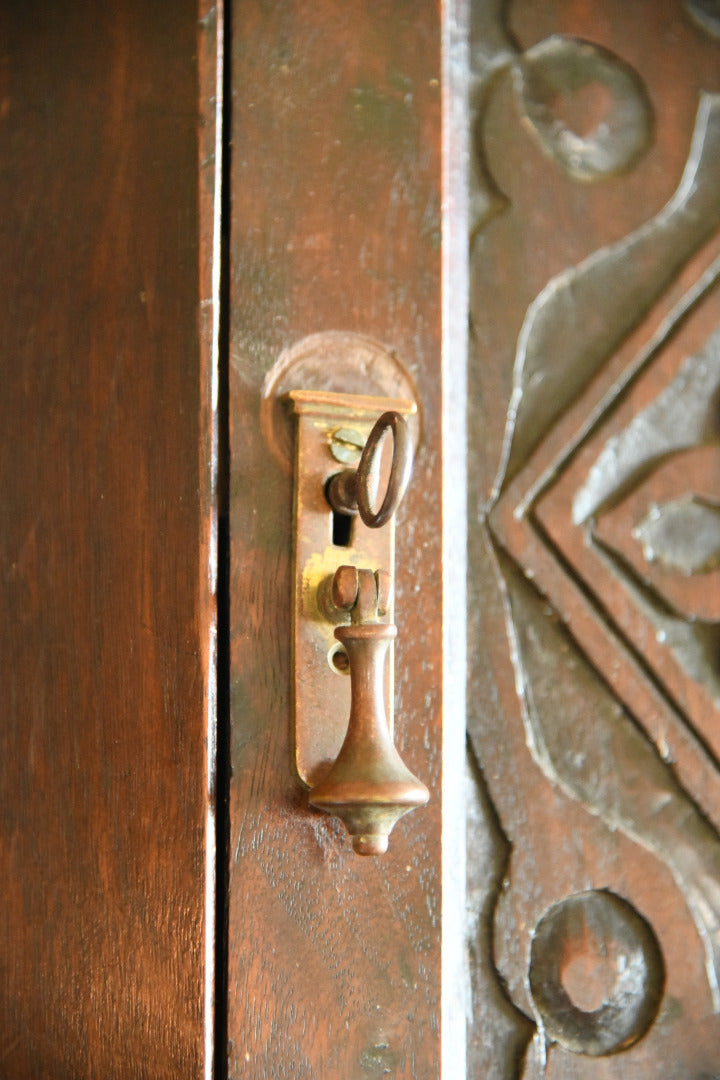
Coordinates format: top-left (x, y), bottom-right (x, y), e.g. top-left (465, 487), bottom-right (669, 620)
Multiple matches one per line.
top-left (288, 390), bottom-right (416, 790)
top-left (309, 567), bottom-right (429, 855)
top-left (287, 389), bottom-right (427, 854)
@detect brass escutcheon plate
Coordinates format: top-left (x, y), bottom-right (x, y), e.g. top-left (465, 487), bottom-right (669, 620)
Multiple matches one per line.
top-left (288, 389), bottom-right (416, 789)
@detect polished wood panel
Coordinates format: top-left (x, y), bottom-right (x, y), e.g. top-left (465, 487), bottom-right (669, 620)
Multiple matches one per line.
top-left (227, 2), bottom-right (443, 1075)
top-left (0, 3), bottom-right (214, 1075)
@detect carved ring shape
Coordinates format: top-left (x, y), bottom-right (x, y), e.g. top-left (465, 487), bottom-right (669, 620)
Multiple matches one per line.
top-left (514, 36), bottom-right (653, 182)
top-left (528, 890), bottom-right (664, 1056)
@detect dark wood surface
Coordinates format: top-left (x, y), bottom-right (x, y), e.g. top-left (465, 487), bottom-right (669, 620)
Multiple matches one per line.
top-left (227, 2), bottom-right (444, 1076)
top-left (13, 4), bottom-right (715, 1076)
top-left (468, 2), bottom-right (720, 1077)
top-left (0, 3), bottom-right (214, 1075)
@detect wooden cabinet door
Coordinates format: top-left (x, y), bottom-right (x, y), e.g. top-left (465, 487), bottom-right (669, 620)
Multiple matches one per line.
top-left (0, 2), bottom-right (218, 1077)
top-left (0, 2), bottom-right (458, 1076)
top-left (467, 2), bottom-right (720, 1077)
top-left (12, 2), bottom-right (720, 1078)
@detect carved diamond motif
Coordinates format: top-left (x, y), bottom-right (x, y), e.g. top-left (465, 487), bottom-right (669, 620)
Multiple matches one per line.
top-left (487, 93), bottom-right (720, 1009)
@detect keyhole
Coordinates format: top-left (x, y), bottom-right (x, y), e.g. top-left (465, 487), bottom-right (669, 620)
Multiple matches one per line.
top-left (324, 477), bottom-right (354, 546)
top-left (332, 509), bottom-right (353, 547)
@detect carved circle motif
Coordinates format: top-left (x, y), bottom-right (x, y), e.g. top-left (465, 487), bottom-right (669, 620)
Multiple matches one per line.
top-left (515, 36), bottom-right (653, 181)
top-left (528, 890), bottom-right (664, 1056)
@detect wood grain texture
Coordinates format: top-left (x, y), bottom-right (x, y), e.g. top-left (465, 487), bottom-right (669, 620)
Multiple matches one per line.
top-left (468, 2), bottom-right (720, 1077)
top-left (227, 2), bottom-right (443, 1076)
top-left (0, 2), bottom-right (213, 1075)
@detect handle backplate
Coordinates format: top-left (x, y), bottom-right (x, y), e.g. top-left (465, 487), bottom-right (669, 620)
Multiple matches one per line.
top-left (287, 389), bottom-right (416, 788)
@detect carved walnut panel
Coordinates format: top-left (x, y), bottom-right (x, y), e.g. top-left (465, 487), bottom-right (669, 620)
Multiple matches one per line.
top-left (467, 2), bottom-right (720, 1077)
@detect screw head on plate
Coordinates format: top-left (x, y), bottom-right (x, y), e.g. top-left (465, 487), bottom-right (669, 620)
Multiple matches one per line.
top-left (329, 427), bottom-right (364, 464)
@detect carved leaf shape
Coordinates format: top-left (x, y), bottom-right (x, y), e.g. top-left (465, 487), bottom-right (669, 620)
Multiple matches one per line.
top-left (633, 495), bottom-right (720, 576)
top-left (590, 445), bottom-right (720, 622)
top-left (494, 93), bottom-right (720, 496)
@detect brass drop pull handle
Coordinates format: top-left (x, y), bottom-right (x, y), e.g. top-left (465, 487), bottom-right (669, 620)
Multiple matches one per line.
top-left (326, 411), bottom-right (413, 527)
top-left (286, 388), bottom-right (428, 855)
top-left (309, 566), bottom-right (429, 855)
